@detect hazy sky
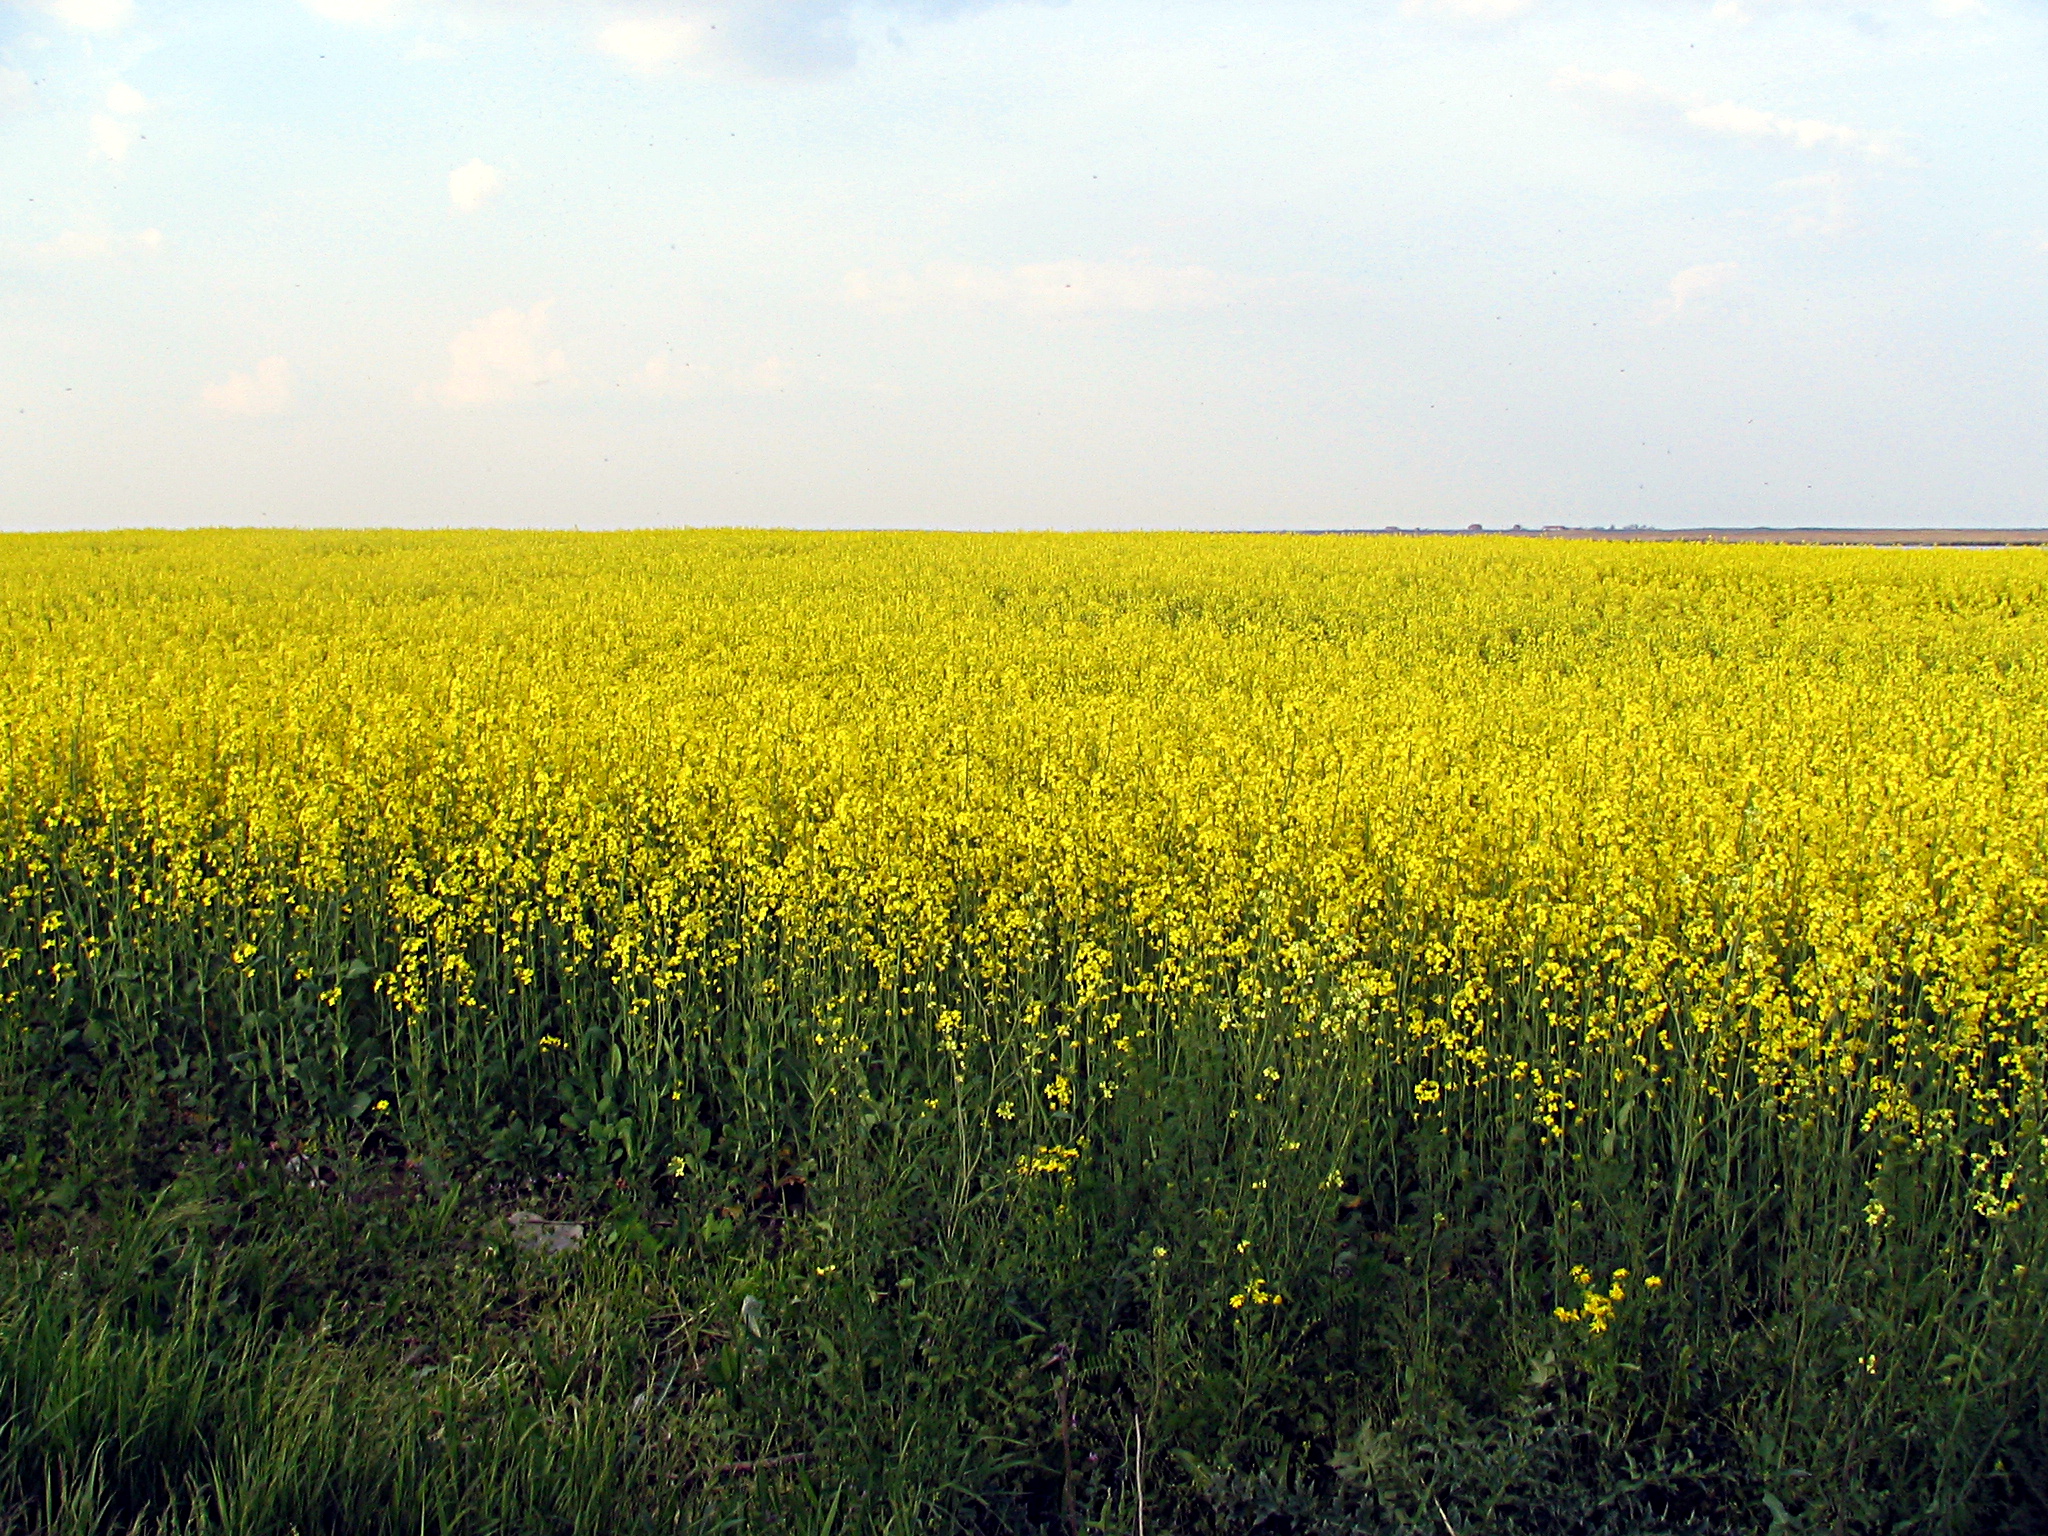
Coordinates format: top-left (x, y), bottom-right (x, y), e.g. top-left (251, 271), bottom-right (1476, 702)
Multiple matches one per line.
top-left (3, 0), bottom-right (2044, 530)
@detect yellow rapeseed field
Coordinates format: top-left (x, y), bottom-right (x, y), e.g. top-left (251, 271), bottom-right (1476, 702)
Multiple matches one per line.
top-left (3, 531), bottom-right (2043, 1179)
top-left (5, 529), bottom-right (2046, 1525)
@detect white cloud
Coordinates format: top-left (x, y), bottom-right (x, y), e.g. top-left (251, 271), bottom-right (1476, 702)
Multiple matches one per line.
top-left (421, 300), bottom-right (569, 406)
top-left (34, 226), bottom-right (160, 260)
top-left (300, 0), bottom-right (404, 20)
top-left (290, 0), bottom-right (992, 78)
top-left (1778, 170), bottom-right (1848, 236)
top-left (1, 67), bottom-right (35, 114)
top-left (38, 229), bottom-right (112, 261)
top-left (80, 81), bottom-right (149, 163)
top-left (1664, 261), bottom-right (1740, 318)
top-left (1684, 100), bottom-right (1887, 157)
top-left (596, 15), bottom-right (704, 74)
top-left (846, 259), bottom-right (1243, 317)
top-left (201, 357), bottom-right (294, 417)
top-left (34, 0), bottom-right (133, 31)
top-left (1550, 66), bottom-right (1659, 102)
top-left (1713, 0), bottom-right (1982, 21)
top-left (1555, 65), bottom-right (1898, 162)
top-left (1402, 0), bottom-right (1537, 22)
top-left (636, 355), bottom-right (703, 396)
top-left (628, 354), bottom-right (810, 397)
top-left (89, 113), bottom-right (133, 162)
top-left (448, 158), bottom-right (503, 213)
top-left (732, 356), bottom-right (792, 394)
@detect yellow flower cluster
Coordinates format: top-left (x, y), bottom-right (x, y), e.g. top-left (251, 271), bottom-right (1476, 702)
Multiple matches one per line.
top-left (1555, 1266), bottom-right (1662, 1334)
top-left (1230, 1278), bottom-right (1285, 1309)
top-left (1014, 1143), bottom-right (1084, 1179)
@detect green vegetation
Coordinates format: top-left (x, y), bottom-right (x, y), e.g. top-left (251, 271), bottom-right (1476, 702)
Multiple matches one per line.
top-left (3, 531), bottom-right (2045, 1533)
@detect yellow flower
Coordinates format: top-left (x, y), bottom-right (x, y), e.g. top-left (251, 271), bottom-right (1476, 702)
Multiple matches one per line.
top-left (1014, 1143), bottom-right (1082, 1178)
top-left (1230, 1278), bottom-right (1285, 1309)
top-left (1557, 1263), bottom-right (1639, 1334)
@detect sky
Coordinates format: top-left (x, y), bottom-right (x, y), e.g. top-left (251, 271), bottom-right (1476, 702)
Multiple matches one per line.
top-left (2, 0), bottom-right (2045, 531)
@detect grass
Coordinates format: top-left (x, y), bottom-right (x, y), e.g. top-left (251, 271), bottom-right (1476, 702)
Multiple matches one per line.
top-left (1, 1000), bottom-right (2041, 1534)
